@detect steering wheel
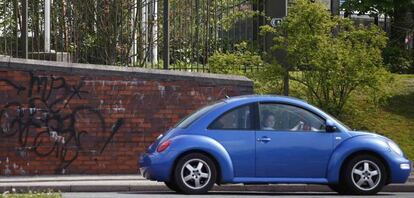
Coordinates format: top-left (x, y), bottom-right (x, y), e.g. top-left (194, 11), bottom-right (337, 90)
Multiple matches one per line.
top-left (291, 120), bottom-right (312, 131)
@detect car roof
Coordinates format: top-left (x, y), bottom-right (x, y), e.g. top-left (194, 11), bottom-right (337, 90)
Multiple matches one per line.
top-left (222, 94), bottom-right (308, 105)
top-left (182, 94), bottom-right (350, 133)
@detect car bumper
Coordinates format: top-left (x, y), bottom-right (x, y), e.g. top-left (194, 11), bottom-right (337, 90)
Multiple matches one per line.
top-left (138, 150), bottom-right (178, 182)
top-left (388, 157), bottom-right (412, 183)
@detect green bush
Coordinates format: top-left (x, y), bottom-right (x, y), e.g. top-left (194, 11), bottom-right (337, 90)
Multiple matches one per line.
top-left (208, 42), bottom-right (285, 94)
top-left (260, 0), bottom-right (389, 116)
top-left (383, 45), bottom-right (414, 74)
top-left (208, 42), bottom-right (265, 75)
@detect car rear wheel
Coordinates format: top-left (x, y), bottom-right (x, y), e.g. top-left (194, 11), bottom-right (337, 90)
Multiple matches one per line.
top-left (173, 153), bottom-right (217, 194)
top-left (341, 154), bottom-right (387, 195)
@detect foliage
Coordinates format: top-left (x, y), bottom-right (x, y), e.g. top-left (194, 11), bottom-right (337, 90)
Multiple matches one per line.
top-left (260, 0), bottom-right (389, 116)
top-left (341, 0), bottom-right (414, 17)
top-left (209, 42), bottom-right (263, 74)
top-left (208, 42), bottom-right (284, 93)
top-left (341, 0), bottom-right (394, 16)
top-left (157, 0), bottom-right (267, 70)
top-left (252, 62), bottom-right (285, 94)
top-left (0, 0), bottom-right (266, 69)
top-left (341, 0), bottom-right (414, 73)
top-left (169, 0), bottom-right (263, 66)
top-left (0, 0), bottom-right (19, 55)
top-left (1, 189), bottom-right (61, 198)
top-left (383, 44), bottom-right (414, 74)
top-left (219, 10), bottom-right (264, 31)
top-left (341, 74), bottom-right (414, 160)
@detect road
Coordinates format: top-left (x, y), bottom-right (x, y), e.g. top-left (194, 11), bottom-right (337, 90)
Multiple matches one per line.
top-left (63, 191), bottom-right (414, 198)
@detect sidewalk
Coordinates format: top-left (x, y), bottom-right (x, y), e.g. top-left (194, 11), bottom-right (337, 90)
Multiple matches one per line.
top-left (0, 174), bottom-right (413, 193)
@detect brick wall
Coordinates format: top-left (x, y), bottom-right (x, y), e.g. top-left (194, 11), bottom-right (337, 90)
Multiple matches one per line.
top-left (0, 58), bottom-right (253, 175)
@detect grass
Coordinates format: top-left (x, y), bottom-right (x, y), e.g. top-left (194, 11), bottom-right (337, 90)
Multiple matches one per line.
top-left (342, 74), bottom-right (414, 160)
top-left (0, 194), bottom-right (60, 198)
top-left (0, 190), bottom-right (61, 198)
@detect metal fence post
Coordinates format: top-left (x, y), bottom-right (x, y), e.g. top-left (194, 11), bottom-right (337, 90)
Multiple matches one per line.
top-left (45, 0), bottom-right (51, 52)
top-left (163, 0), bottom-right (169, 70)
top-left (22, 0), bottom-right (28, 59)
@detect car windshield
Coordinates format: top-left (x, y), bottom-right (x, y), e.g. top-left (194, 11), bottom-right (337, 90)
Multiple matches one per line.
top-left (311, 105), bottom-right (352, 131)
top-left (175, 101), bottom-right (225, 129)
top-left (330, 115), bottom-right (352, 131)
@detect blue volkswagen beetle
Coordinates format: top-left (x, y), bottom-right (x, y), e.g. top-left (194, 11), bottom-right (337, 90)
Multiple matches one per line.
top-left (139, 95), bottom-right (411, 195)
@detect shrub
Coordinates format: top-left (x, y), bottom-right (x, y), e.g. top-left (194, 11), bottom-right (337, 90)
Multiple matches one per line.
top-left (260, 0), bottom-right (389, 116)
top-left (383, 45), bottom-right (414, 74)
top-left (208, 42), bottom-right (284, 94)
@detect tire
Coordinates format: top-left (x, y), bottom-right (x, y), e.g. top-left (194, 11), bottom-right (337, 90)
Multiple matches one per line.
top-left (340, 154), bottom-right (387, 195)
top-left (173, 153), bottom-right (217, 194)
top-left (164, 181), bottom-right (181, 193)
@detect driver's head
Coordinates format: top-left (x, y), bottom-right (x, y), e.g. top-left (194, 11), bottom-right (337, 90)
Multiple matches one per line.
top-left (262, 111), bottom-right (275, 129)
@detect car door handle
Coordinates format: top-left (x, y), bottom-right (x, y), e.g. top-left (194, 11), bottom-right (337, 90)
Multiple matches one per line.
top-left (257, 136), bottom-right (271, 143)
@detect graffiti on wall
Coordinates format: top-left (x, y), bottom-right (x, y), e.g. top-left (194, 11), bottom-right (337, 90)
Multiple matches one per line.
top-left (0, 67), bottom-right (245, 175)
top-left (0, 72), bottom-right (124, 174)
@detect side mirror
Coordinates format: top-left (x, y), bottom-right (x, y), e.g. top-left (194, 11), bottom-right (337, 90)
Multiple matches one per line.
top-left (325, 120), bottom-right (337, 132)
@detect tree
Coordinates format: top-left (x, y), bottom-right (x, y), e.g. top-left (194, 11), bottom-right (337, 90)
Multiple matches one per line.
top-left (261, 0), bottom-right (389, 116)
top-left (341, 0), bottom-right (394, 24)
top-left (341, 0), bottom-right (414, 46)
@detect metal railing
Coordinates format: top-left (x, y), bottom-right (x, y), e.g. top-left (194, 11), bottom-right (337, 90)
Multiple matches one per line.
top-left (0, 0), bottom-right (266, 72)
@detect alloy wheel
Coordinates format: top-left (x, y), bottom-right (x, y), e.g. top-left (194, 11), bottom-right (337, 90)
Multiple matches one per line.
top-left (351, 160), bottom-right (381, 191)
top-left (180, 158), bottom-right (211, 190)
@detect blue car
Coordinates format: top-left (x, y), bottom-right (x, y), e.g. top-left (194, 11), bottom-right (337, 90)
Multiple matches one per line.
top-left (139, 95), bottom-right (411, 195)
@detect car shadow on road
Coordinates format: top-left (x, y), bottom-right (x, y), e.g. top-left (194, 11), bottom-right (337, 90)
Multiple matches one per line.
top-left (120, 191), bottom-right (396, 196)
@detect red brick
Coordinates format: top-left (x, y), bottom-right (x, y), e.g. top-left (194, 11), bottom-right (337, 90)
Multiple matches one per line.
top-left (0, 65), bottom-right (251, 175)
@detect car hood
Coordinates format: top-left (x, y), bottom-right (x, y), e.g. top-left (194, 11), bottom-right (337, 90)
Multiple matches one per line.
top-left (348, 130), bottom-right (390, 141)
top-left (349, 131), bottom-right (377, 137)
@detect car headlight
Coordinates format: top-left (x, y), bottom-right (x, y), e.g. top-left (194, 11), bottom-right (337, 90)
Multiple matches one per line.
top-left (387, 141), bottom-right (403, 156)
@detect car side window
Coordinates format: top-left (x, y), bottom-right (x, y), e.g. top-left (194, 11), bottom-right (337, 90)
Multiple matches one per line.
top-left (259, 103), bottom-right (325, 132)
top-left (209, 105), bottom-right (253, 130)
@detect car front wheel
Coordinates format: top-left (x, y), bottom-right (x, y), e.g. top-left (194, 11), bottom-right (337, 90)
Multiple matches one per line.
top-left (341, 154), bottom-right (387, 195)
top-left (328, 184), bottom-right (346, 194)
top-left (173, 153), bottom-right (217, 194)
top-left (164, 181), bottom-right (181, 192)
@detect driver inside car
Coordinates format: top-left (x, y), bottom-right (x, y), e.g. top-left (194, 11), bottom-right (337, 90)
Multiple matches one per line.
top-left (261, 111), bottom-right (276, 130)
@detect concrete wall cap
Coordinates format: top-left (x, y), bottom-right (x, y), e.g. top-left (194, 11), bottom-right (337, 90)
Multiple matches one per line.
top-left (0, 57), bottom-right (253, 86)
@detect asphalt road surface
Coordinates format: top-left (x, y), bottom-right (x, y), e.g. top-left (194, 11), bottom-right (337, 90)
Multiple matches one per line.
top-left (63, 191), bottom-right (414, 198)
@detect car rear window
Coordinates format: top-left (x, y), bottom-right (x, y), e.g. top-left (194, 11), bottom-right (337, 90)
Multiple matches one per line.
top-left (175, 101), bottom-right (224, 129)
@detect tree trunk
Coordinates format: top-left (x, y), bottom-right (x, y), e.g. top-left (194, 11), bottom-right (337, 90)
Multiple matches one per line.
top-left (391, 4), bottom-right (412, 46)
top-left (283, 69), bottom-right (289, 96)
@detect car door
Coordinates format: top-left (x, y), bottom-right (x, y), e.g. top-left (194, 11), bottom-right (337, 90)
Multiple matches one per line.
top-left (205, 104), bottom-right (256, 177)
top-left (255, 103), bottom-right (334, 178)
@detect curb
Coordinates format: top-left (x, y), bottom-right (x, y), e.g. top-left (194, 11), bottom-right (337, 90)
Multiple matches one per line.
top-left (1, 174), bottom-right (412, 193)
top-left (1, 183), bottom-right (414, 193)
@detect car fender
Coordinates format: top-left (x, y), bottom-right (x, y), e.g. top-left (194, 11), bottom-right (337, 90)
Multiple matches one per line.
top-left (327, 135), bottom-right (390, 183)
top-left (169, 134), bottom-right (234, 183)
